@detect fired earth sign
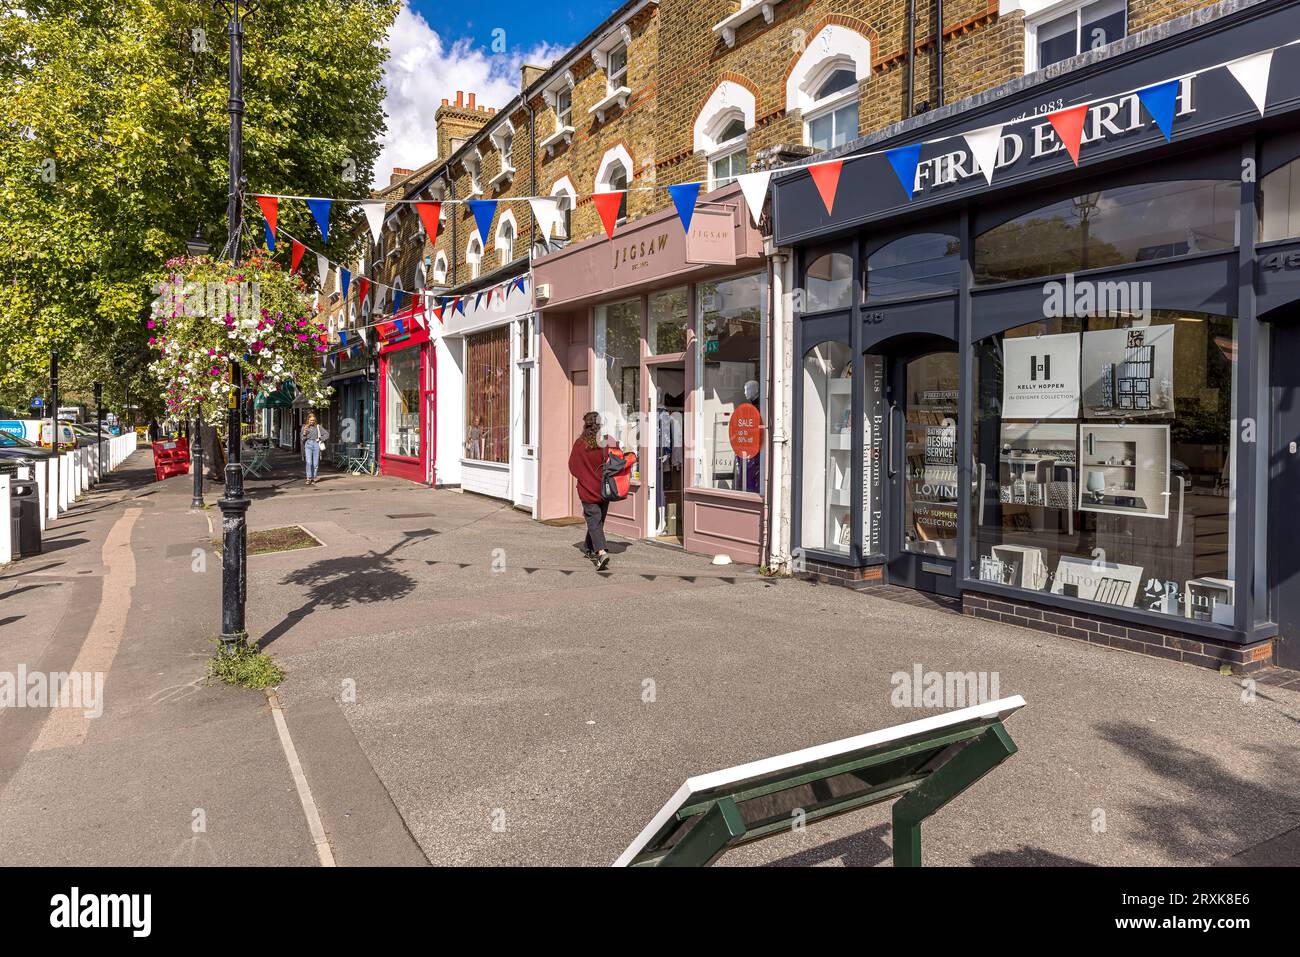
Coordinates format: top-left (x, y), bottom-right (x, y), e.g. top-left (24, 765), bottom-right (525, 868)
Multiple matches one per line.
top-left (910, 77), bottom-right (1196, 197)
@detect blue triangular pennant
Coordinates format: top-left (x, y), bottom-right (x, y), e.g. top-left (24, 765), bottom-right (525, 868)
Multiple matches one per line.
top-left (262, 218), bottom-right (276, 252)
top-left (1137, 79), bottom-right (1179, 143)
top-left (394, 318), bottom-right (405, 334)
top-left (307, 198), bottom-right (332, 244)
top-left (340, 268), bottom-right (350, 301)
top-left (338, 329), bottom-right (348, 346)
top-left (475, 292), bottom-right (485, 310)
top-left (456, 297), bottom-right (466, 316)
top-left (468, 199), bottom-right (497, 245)
top-left (393, 290), bottom-right (405, 315)
top-left (668, 182), bottom-right (700, 234)
top-left (516, 276), bottom-right (527, 293)
top-left (885, 144), bottom-right (923, 201)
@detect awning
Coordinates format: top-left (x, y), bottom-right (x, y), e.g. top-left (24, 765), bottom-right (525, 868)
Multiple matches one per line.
top-left (253, 381), bottom-right (296, 409)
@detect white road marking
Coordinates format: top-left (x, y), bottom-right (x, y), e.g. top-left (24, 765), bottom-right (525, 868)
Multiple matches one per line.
top-left (265, 689), bottom-right (336, 867)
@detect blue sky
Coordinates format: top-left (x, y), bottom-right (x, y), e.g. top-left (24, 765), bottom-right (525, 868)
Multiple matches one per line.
top-left (375, 1), bottom-right (622, 185)
top-left (406, 0), bottom-right (622, 56)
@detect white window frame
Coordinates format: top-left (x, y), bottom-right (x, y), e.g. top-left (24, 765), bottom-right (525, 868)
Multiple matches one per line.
top-left (550, 176), bottom-right (577, 241)
top-left (1016, 0), bottom-right (1128, 73)
top-left (606, 42), bottom-right (628, 94)
top-left (595, 145), bottom-right (634, 225)
top-left (786, 25), bottom-right (870, 146)
top-left (515, 314), bottom-right (538, 456)
top-left (432, 250), bottom-right (449, 285)
top-left (589, 24), bottom-right (633, 122)
top-left (802, 61), bottom-right (860, 151)
top-left (495, 208), bottom-right (518, 265)
top-left (467, 236), bottom-right (483, 280)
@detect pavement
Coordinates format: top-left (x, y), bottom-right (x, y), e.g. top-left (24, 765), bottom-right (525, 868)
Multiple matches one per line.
top-left (1, 447), bottom-right (1298, 866)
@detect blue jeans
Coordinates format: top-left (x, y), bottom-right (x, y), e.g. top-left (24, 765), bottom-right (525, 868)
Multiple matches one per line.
top-left (304, 440), bottom-right (320, 478)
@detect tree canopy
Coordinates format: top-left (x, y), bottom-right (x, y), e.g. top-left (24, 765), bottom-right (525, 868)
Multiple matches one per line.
top-left (0, 0), bottom-right (397, 417)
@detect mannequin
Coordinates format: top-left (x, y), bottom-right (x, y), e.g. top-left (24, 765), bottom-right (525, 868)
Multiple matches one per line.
top-left (735, 380), bottom-right (761, 493)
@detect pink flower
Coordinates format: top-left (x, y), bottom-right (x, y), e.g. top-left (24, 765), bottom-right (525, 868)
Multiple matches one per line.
top-left (146, 319), bottom-right (155, 329)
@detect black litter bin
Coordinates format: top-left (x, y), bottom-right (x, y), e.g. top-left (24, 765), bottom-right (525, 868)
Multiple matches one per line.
top-left (8, 478), bottom-right (42, 557)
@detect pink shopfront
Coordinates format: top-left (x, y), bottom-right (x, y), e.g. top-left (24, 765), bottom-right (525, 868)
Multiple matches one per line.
top-left (533, 183), bottom-right (770, 563)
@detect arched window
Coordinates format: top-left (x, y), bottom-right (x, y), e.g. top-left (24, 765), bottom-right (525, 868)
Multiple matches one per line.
top-left (467, 236), bottom-right (483, 280)
top-left (552, 184), bottom-right (575, 241)
top-left (786, 25), bottom-right (870, 151)
top-left (596, 145), bottom-right (634, 224)
top-left (433, 251), bottom-right (448, 285)
top-left (496, 210), bottom-right (517, 265)
top-left (694, 80), bottom-right (756, 191)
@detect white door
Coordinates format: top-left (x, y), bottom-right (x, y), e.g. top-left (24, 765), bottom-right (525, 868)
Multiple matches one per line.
top-left (512, 315), bottom-right (538, 512)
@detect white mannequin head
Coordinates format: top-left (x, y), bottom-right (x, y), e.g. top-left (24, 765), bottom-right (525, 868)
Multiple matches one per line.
top-left (743, 380), bottom-right (759, 402)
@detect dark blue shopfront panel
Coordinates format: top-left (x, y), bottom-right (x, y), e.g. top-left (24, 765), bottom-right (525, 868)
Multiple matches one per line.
top-left (773, 0), bottom-right (1300, 245)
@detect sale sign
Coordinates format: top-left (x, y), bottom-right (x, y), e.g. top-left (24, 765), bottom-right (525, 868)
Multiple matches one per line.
top-left (728, 403), bottom-right (764, 460)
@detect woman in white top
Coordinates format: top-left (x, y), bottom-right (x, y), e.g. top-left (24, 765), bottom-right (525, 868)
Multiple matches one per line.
top-left (301, 413), bottom-right (329, 486)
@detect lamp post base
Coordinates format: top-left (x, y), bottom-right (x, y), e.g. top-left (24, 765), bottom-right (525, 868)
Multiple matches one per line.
top-left (218, 462), bottom-right (250, 651)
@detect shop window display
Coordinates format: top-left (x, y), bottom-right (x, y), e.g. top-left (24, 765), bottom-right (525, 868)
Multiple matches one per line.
top-left (385, 347), bottom-right (421, 459)
top-left (971, 310), bottom-right (1236, 623)
top-left (595, 298), bottom-right (641, 453)
top-left (696, 273), bottom-right (764, 492)
top-left (1260, 156), bottom-right (1300, 242)
top-left (802, 342), bottom-right (854, 553)
top-left (648, 287), bottom-right (688, 355)
top-left (464, 326), bottom-right (510, 464)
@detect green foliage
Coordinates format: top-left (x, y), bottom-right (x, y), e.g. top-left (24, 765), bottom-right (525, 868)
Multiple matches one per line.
top-left (0, 0), bottom-right (397, 414)
top-left (206, 637), bottom-right (285, 690)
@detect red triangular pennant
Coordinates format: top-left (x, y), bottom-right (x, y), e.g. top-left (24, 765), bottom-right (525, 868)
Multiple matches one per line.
top-left (256, 196), bottom-right (278, 238)
top-left (415, 202), bottom-right (441, 247)
top-left (592, 192), bottom-right (623, 240)
top-left (357, 277), bottom-right (370, 305)
top-left (1048, 104), bottom-right (1090, 166)
top-left (808, 161), bottom-right (842, 216)
top-left (432, 304), bottom-right (444, 324)
top-left (290, 239), bottom-right (305, 274)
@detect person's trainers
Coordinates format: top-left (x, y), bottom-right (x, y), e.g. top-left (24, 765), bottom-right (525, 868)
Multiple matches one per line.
top-left (595, 552), bottom-right (610, 571)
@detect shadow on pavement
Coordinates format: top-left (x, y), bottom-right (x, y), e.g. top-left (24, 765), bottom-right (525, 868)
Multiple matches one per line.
top-left (258, 536), bottom-right (419, 649)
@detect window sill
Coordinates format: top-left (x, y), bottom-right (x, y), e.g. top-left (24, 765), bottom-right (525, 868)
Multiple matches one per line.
top-left (588, 86), bottom-right (631, 123)
top-left (461, 457), bottom-right (509, 470)
top-left (540, 126), bottom-right (574, 156)
top-left (488, 166), bottom-right (515, 190)
top-left (685, 485), bottom-right (763, 504)
top-left (712, 0), bottom-right (783, 47)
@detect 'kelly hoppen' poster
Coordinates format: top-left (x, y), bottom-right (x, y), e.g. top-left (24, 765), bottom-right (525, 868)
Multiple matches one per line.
top-left (1002, 332), bottom-right (1081, 419)
top-left (1081, 324), bottom-right (1175, 418)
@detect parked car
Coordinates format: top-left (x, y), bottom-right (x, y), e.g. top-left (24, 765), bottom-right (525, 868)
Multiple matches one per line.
top-left (0, 427), bottom-right (57, 464)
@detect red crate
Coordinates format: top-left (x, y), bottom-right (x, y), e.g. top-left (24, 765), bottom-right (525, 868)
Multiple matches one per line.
top-left (151, 439), bottom-right (191, 482)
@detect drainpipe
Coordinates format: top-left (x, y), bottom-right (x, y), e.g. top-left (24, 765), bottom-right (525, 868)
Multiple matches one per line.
top-left (766, 242), bottom-right (790, 572)
top-left (906, 0), bottom-right (916, 119)
top-left (935, 0), bottom-right (944, 109)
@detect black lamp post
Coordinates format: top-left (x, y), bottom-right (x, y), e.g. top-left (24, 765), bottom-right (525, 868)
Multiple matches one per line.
top-left (216, 0), bottom-right (255, 651)
top-left (185, 224), bottom-right (211, 509)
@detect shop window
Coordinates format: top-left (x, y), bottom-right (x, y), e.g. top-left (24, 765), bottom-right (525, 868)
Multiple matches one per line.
top-left (974, 180), bottom-right (1240, 284)
top-left (1260, 157), bottom-right (1300, 242)
top-left (804, 244), bottom-right (853, 312)
top-left (971, 310), bottom-right (1236, 624)
top-left (696, 274), bottom-right (765, 493)
top-left (1029, 0), bottom-right (1126, 72)
top-left (801, 342), bottom-right (854, 553)
top-left (595, 298), bottom-right (641, 452)
top-left (464, 326), bottom-right (510, 464)
top-left (384, 347), bottom-right (421, 459)
top-left (648, 287), bottom-right (688, 355)
top-left (865, 233), bottom-right (961, 302)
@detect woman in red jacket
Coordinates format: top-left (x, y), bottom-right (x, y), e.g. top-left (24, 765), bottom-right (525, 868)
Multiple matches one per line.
top-left (568, 411), bottom-right (617, 570)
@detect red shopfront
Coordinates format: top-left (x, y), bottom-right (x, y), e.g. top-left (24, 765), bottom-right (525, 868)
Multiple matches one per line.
top-left (378, 313), bottom-right (434, 485)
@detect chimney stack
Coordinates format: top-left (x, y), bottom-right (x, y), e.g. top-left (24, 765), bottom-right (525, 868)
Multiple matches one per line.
top-left (434, 90), bottom-right (494, 163)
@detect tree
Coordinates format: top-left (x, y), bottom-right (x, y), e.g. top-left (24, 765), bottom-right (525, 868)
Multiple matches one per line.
top-left (0, 0), bottom-right (397, 414)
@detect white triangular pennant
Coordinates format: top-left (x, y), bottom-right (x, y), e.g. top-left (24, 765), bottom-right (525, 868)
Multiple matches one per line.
top-left (316, 254), bottom-right (329, 290)
top-left (735, 171), bottom-right (772, 227)
top-left (358, 325), bottom-right (368, 345)
top-left (362, 202), bottom-right (386, 246)
top-left (528, 197), bottom-right (562, 240)
top-left (964, 123), bottom-right (1004, 186)
top-left (1227, 50), bottom-right (1273, 116)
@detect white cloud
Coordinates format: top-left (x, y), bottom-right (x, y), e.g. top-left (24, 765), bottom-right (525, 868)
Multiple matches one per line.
top-left (374, 4), bottom-right (565, 189)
